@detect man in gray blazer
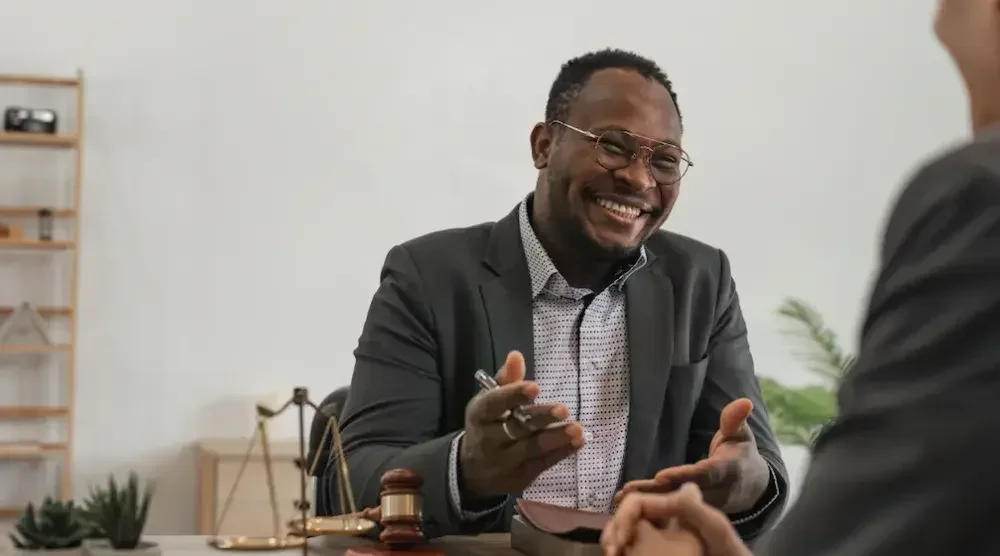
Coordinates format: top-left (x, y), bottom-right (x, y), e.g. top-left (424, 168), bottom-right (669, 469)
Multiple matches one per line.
top-left (600, 1), bottom-right (1000, 555)
top-left (331, 48), bottom-right (789, 539)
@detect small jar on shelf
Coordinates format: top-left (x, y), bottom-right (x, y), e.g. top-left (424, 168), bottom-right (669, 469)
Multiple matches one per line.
top-left (37, 208), bottom-right (53, 241)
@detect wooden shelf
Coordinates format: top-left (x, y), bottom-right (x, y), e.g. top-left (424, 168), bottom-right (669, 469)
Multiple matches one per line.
top-left (0, 73), bottom-right (80, 88)
top-left (0, 344), bottom-right (71, 354)
top-left (0, 239), bottom-right (74, 250)
top-left (0, 406), bottom-right (69, 419)
top-left (0, 305), bottom-right (71, 317)
top-left (0, 442), bottom-right (66, 460)
top-left (0, 506), bottom-right (21, 518)
top-left (0, 132), bottom-right (78, 148)
top-left (0, 206), bottom-right (75, 219)
top-left (0, 67), bottom-right (83, 502)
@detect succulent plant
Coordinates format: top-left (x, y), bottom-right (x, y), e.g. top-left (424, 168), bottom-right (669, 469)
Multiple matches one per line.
top-left (81, 472), bottom-right (154, 550)
top-left (9, 497), bottom-right (88, 550)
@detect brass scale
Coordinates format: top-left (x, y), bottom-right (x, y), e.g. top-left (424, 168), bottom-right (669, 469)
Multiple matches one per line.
top-left (207, 387), bottom-right (377, 552)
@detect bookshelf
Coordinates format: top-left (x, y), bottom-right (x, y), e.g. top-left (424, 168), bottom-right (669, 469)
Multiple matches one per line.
top-left (0, 70), bottom-right (83, 516)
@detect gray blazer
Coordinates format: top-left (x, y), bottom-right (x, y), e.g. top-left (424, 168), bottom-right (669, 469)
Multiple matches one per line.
top-left (752, 134), bottom-right (1000, 555)
top-left (333, 202), bottom-right (789, 539)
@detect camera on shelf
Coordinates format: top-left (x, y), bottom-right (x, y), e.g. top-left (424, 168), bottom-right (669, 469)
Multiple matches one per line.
top-left (3, 106), bottom-right (58, 134)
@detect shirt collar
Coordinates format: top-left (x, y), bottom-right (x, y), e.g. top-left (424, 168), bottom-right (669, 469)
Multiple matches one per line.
top-left (517, 196), bottom-right (647, 298)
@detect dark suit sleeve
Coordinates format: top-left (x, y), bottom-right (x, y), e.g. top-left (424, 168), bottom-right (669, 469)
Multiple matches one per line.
top-left (687, 250), bottom-right (789, 541)
top-left (330, 244), bottom-right (462, 537)
top-left (754, 161), bottom-right (1000, 555)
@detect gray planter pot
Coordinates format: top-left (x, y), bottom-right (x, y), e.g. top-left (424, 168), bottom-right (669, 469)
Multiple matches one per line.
top-left (13, 549), bottom-right (83, 556)
top-left (81, 540), bottom-right (160, 556)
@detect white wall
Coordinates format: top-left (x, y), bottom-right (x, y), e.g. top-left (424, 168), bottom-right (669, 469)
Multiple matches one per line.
top-left (0, 0), bottom-right (967, 533)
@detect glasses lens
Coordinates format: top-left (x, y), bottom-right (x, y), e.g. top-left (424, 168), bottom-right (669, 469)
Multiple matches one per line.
top-left (596, 131), bottom-right (689, 185)
top-left (649, 144), bottom-right (689, 185)
top-left (595, 131), bottom-right (635, 171)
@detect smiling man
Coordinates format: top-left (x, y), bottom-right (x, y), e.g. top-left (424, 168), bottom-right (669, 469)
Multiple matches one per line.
top-left (330, 48), bottom-right (788, 540)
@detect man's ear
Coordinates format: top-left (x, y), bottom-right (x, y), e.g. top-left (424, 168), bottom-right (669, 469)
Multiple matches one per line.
top-left (529, 123), bottom-right (552, 169)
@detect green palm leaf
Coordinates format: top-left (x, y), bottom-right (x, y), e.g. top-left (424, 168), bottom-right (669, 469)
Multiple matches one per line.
top-left (776, 299), bottom-right (853, 386)
top-left (759, 298), bottom-right (852, 448)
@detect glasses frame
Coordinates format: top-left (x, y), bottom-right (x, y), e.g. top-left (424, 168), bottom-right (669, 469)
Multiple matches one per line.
top-left (549, 120), bottom-right (693, 185)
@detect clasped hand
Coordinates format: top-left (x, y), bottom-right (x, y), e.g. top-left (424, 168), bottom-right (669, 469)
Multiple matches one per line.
top-left (458, 351), bottom-right (585, 501)
top-left (601, 483), bottom-right (751, 556)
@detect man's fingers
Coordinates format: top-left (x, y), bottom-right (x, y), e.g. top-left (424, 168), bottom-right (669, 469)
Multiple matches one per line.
top-left (719, 398), bottom-right (753, 438)
top-left (485, 422), bottom-right (582, 483)
top-left (496, 350), bottom-right (526, 385)
top-left (483, 404), bottom-right (569, 444)
top-left (518, 421), bottom-right (584, 458)
top-left (467, 382), bottom-right (539, 423)
top-left (621, 479), bottom-right (662, 493)
top-left (615, 458), bottom-right (734, 506)
top-left (613, 479), bottom-right (672, 505)
top-left (484, 419), bottom-right (584, 458)
top-left (514, 403), bottom-right (570, 431)
top-left (654, 460), bottom-right (727, 487)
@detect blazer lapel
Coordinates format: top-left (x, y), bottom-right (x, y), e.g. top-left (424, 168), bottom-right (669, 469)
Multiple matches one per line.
top-left (478, 206), bottom-right (535, 380)
top-left (621, 261), bottom-right (675, 484)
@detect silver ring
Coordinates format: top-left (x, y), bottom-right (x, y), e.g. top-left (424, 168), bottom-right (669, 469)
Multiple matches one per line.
top-left (502, 419), bottom-right (518, 441)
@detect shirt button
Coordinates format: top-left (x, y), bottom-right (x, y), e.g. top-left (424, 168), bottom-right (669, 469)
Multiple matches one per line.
top-left (584, 431), bottom-right (594, 442)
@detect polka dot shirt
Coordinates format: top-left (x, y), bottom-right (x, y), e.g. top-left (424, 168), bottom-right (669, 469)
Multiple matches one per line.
top-left (517, 199), bottom-right (646, 512)
top-left (447, 198), bottom-right (647, 517)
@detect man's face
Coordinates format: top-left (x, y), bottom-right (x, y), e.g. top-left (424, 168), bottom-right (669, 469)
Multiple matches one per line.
top-left (531, 68), bottom-right (685, 259)
top-left (935, 0), bottom-right (1000, 83)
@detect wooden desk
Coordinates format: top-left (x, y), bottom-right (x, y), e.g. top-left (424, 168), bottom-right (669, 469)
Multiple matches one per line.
top-left (146, 535), bottom-right (519, 556)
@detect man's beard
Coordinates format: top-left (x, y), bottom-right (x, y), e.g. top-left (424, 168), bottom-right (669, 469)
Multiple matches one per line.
top-left (546, 174), bottom-right (640, 262)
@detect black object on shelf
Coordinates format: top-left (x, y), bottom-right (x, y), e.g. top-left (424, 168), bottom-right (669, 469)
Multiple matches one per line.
top-left (37, 208), bottom-right (53, 241)
top-left (4, 107), bottom-right (58, 134)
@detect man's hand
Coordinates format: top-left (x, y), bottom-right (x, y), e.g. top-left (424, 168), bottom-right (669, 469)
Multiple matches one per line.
top-left (615, 399), bottom-right (770, 513)
top-left (602, 484), bottom-right (751, 556)
top-left (459, 351), bottom-right (585, 501)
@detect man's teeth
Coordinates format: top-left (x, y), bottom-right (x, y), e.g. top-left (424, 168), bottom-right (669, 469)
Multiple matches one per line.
top-left (596, 198), bottom-right (642, 217)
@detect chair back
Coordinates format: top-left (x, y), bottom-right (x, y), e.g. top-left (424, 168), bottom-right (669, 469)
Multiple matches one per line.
top-left (309, 386), bottom-right (350, 516)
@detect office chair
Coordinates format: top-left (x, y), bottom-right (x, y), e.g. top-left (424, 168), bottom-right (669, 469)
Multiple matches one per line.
top-left (307, 386), bottom-right (349, 515)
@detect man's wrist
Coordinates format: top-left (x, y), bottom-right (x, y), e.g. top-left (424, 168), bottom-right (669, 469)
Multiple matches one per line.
top-left (724, 454), bottom-right (772, 514)
top-left (456, 436), bottom-right (506, 511)
top-left (447, 432), bottom-right (506, 521)
top-left (729, 461), bottom-right (780, 525)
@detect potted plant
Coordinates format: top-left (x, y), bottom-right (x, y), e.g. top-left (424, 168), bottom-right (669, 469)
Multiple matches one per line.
top-left (758, 298), bottom-right (854, 448)
top-left (9, 497), bottom-right (88, 555)
top-left (80, 472), bottom-right (157, 556)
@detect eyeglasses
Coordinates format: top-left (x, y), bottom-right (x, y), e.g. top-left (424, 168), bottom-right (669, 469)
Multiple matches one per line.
top-left (550, 120), bottom-right (693, 185)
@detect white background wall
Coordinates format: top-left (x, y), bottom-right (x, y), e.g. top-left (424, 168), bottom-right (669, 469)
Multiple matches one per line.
top-left (0, 0), bottom-right (968, 534)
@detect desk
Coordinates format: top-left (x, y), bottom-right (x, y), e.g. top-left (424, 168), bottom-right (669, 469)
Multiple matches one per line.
top-left (147, 535), bottom-right (519, 556)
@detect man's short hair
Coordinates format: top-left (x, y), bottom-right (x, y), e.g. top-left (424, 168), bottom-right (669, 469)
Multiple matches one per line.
top-left (545, 48), bottom-right (681, 126)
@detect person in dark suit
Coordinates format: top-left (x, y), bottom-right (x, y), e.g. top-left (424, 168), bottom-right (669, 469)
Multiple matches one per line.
top-left (331, 48), bottom-right (788, 539)
top-left (600, 2), bottom-right (1000, 555)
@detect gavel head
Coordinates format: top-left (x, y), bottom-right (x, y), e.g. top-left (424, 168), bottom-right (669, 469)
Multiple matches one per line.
top-left (378, 468), bottom-right (423, 522)
top-left (377, 468), bottom-right (425, 549)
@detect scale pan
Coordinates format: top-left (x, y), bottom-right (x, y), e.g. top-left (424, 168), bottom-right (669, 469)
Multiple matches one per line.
top-left (286, 515), bottom-right (377, 536)
top-left (207, 535), bottom-right (307, 551)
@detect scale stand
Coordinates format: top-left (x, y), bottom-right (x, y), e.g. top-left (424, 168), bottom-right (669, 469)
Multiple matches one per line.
top-left (207, 387), bottom-right (377, 555)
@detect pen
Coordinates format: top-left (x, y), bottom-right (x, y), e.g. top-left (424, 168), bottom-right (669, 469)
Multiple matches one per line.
top-left (474, 369), bottom-right (532, 425)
